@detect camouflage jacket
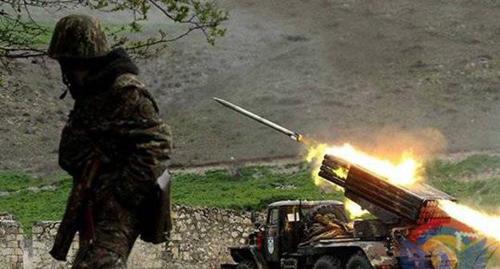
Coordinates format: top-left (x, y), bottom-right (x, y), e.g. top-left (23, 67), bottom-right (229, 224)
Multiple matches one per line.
top-left (59, 70), bottom-right (173, 243)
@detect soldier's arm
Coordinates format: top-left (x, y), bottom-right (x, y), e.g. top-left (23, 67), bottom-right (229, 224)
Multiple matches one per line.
top-left (59, 123), bottom-right (100, 178)
top-left (118, 89), bottom-right (172, 181)
top-left (101, 84), bottom-right (173, 206)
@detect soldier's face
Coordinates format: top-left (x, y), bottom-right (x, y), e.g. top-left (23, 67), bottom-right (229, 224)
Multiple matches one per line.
top-left (59, 61), bottom-right (89, 89)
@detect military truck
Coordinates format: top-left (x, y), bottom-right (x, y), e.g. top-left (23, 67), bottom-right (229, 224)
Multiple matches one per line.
top-left (214, 98), bottom-right (487, 269)
top-left (220, 154), bottom-right (464, 269)
top-left (222, 199), bottom-right (391, 269)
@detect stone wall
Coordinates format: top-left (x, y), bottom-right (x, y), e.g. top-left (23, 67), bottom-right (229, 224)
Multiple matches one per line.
top-left (0, 214), bottom-right (23, 269)
top-left (0, 205), bottom-right (257, 269)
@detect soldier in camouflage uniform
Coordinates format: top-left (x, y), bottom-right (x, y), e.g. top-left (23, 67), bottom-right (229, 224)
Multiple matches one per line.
top-left (47, 14), bottom-right (173, 268)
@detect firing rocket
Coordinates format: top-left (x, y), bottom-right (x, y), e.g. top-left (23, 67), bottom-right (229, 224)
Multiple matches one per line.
top-left (213, 97), bottom-right (305, 143)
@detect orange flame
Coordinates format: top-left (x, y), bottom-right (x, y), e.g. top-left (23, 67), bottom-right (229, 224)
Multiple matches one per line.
top-left (306, 143), bottom-right (423, 186)
top-left (438, 200), bottom-right (500, 242)
top-left (345, 198), bottom-right (369, 219)
top-left (306, 143), bottom-right (423, 219)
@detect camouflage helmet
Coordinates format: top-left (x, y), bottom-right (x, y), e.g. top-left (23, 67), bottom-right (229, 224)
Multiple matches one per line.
top-left (47, 14), bottom-right (110, 59)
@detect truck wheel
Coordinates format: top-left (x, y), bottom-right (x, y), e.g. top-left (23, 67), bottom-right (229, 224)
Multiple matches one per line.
top-left (313, 255), bottom-right (341, 269)
top-left (236, 260), bottom-right (256, 269)
top-left (346, 252), bottom-right (372, 269)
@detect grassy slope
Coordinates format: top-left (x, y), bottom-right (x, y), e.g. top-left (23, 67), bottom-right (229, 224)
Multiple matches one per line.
top-left (0, 172), bottom-right (45, 192)
top-left (173, 167), bottom-right (343, 209)
top-left (426, 155), bottom-right (500, 210)
top-left (0, 155), bottom-right (499, 233)
top-left (0, 20), bottom-right (135, 49)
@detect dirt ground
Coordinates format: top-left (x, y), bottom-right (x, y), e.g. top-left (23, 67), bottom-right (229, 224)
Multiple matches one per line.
top-left (1, 0), bottom-right (500, 175)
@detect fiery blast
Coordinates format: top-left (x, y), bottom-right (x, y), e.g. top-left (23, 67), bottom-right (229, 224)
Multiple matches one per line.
top-left (211, 97), bottom-right (499, 244)
top-left (438, 200), bottom-right (500, 242)
top-left (305, 143), bottom-right (500, 243)
top-left (306, 143), bottom-right (423, 218)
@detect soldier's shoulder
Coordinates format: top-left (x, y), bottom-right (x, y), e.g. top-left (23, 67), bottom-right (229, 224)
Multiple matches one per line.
top-left (112, 73), bottom-right (159, 113)
top-left (112, 73), bottom-right (146, 92)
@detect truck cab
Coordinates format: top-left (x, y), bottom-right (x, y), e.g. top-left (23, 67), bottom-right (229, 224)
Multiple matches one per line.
top-left (222, 200), bottom-right (353, 269)
top-left (264, 200), bottom-right (347, 266)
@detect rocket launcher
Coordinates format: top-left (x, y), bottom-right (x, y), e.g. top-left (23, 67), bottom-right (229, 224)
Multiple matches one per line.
top-left (319, 154), bottom-right (456, 225)
top-left (213, 98), bottom-right (456, 225)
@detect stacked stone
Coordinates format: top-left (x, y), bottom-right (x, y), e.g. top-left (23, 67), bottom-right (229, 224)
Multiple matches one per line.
top-left (30, 221), bottom-right (80, 269)
top-left (1, 206), bottom-right (261, 269)
top-left (163, 205), bottom-right (257, 269)
top-left (0, 216), bottom-right (23, 269)
top-left (128, 240), bottom-right (166, 268)
top-left (0, 213), bottom-right (15, 221)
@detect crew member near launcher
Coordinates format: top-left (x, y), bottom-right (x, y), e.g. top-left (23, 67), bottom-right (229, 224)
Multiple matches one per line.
top-left (47, 14), bottom-right (173, 268)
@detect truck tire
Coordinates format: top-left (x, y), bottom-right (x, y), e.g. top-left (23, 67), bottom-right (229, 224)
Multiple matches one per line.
top-left (307, 204), bottom-right (349, 224)
top-left (346, 252), bottom-right (372, 269)
top-left (313, 255), bottom-right (341, 269)
top-left (236, 260), bottom-right (256, 269)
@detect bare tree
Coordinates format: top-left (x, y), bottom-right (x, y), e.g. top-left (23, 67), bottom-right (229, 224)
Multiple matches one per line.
top-left (0, 0), bottom-right (228, 58)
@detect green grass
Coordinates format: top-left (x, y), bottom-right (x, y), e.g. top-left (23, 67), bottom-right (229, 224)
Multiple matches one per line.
top-left (430, 177), bottom-right (500, 208)
top-left (0, 171), bottom-right (61, 192)
top-left (0, 155), bottom-right (499, 233)
top-left (426, 155), bottom-right (500, 181)
top-left (173, 167), bottom-right (342, 210)
top-left (425, 155), bottom-right (500, 209)
top-left (0, 180), bottom-right (71, 233)
top-left (0, 20), bottom-right (141, 49)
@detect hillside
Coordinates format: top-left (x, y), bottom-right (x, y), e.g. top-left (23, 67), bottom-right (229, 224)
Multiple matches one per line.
top-left (1, 0), bottom-right (500, 175)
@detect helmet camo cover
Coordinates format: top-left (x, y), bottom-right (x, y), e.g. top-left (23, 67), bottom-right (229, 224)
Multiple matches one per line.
top-left (48, 14), bottom-right (110, 59)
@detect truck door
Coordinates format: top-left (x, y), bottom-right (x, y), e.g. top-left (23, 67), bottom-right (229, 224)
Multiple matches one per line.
top-left (265, 207), bottom-right (281, 263)
top-left (282, 206), bottom-right (302, 254)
